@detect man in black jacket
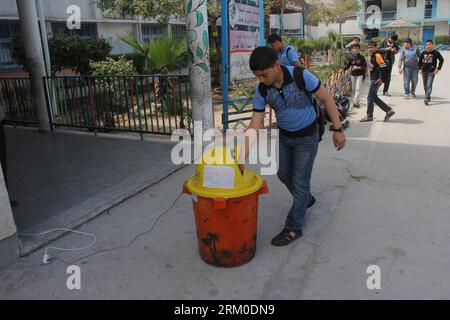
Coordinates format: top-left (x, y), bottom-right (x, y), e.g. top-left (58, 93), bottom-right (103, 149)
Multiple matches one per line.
top-left (342, 43), bottom-right (367, 108)
top-left (378, 34), bottom-right (400, 96)
top-left (360, 41), bottom-right (396, 122)
top-left (419, 39), bottom-right (445, 105)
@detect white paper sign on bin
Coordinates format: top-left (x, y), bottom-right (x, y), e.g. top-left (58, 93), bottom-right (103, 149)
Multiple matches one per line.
top-left (203, 166), bottom-right (235, 189)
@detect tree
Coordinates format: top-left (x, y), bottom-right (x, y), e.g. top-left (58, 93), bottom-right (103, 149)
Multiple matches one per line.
top-left (307, 0), bottom-right (360, 50)
top-left (12, 35), bottom-right (112, 75)
top-left (97, 0), bottom-right (185, 23)
top-left (99, 0), bottom-right (214, 130)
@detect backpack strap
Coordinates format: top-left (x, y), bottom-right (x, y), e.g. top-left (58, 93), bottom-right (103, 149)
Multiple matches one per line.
top-left (286, 46), bottom-right (293, 64)
top-left (258, 83), bottom-right (268, 99)
top-left (293, 66), bottom-right (313, 103)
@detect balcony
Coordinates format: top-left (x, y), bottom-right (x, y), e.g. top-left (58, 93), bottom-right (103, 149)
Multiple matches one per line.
top-left (360, 10), bottom-right (397, 27)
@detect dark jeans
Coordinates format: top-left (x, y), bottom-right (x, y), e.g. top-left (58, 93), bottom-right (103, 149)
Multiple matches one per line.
top-left (403, 67), bottom-right (419, 95)
top-left (277, 131), bottom-right (319, 230)
top-left (422, 72), bottom-right (435, 101)
top-left (0, 122), bottom-right (7, 187)
top-left (367, 80), bottom-right (392, 118)
top-left (383, 63), bottom-right (393, 94)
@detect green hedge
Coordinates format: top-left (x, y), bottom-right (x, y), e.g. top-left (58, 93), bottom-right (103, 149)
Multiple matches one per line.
top-left (111, 52), bottom-right (147, 74)
top-left (435, 35), bottom-right (450, 45)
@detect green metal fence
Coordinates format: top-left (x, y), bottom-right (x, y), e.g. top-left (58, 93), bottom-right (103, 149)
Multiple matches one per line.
top-left (43, 75), bottom-right (193, 137)
top-left (0, 77), bottom-right (37, 126)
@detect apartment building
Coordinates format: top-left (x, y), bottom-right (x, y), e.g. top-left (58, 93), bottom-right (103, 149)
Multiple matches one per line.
top-left (360, 0), bottom-right (450, 43)
top-left (0, 0), bottom-right (185, 71)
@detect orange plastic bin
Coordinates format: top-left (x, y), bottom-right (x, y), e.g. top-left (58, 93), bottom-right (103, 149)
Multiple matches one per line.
top-left (183, 146), bottom-right (268, 267)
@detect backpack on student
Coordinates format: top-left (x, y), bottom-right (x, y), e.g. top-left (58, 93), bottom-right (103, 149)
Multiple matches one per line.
top-left (257, 67), bottom-right (326, 141)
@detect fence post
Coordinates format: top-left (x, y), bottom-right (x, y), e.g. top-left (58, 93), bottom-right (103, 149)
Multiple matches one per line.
top-left (133, 77), bottom-right (144, 140)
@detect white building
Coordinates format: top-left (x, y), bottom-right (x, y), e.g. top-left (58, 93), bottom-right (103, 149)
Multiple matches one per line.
top-left (360, 0), bottom-right (450, 43)
top-left (0, 0), bottom-right (185, 71)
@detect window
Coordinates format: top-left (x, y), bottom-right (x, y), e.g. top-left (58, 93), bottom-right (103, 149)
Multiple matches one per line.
top-left (407, 0), bottom-right (417, 7)
top-left (51, 23), bottom-right (97, 40)
top-left (0, 22), bottom-right (21, 70)
top-left (142, 24), bottom-right (166, 43)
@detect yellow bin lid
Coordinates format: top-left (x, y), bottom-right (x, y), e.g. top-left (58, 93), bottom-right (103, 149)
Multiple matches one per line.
top-left (184, 145), bottom-right (264, 199)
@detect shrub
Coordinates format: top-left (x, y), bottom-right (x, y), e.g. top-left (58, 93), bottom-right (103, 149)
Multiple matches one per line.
top-left (11, 35), bottom-right (112, 75)
top-left (90, 56), bottom-right (137, 76)
top-left (435, 35), bottom-right (450, 45)
top-left (111, 52), bottom-right (147, 74)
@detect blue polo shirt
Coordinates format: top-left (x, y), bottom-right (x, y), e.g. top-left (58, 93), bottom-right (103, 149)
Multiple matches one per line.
top-left (279, 45), bottom-right (300, 67)
top-left (253, 66), bottom-right (321, 132)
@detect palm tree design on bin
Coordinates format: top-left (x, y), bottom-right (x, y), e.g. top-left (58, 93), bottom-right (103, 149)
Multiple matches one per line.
top-left (201, 232), bottom-right (232, 265)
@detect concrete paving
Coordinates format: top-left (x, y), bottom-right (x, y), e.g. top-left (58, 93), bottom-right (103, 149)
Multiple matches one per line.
top-left (4, 128), bottom-right (183, 254)
top-left (0, 52), bottom-right (449, 299)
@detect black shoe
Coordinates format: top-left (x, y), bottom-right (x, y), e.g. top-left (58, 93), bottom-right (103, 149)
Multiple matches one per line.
top-left (271, 228), bottom-right (303, 247)
top-left (383, 92), bottom-right (391, 97)
top-left (384, 110), bottom-right (395, 121)
top-left (307, 196), bottom-right (316, 209)
top-left (353, 102), bottom-right (361, 108)
top-left (424, 99), bottom-right (429, 105)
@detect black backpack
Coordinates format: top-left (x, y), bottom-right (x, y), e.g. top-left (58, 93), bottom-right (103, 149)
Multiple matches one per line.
top-left (258, 66), bottom-right (326, 141)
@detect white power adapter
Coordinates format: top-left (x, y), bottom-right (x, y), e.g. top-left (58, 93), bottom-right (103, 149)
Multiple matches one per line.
top-left (43, 253), bottom-right (50, 264)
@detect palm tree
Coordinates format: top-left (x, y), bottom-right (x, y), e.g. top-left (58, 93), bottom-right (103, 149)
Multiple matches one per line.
top-left (120, 32), bottom-right (188, 74)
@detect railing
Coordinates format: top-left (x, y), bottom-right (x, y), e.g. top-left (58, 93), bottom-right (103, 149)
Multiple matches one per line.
top-left (0, 77), bottom-right (37, 126)
top-left (43, 75), bottom-right (192, 137)
top-left (360, 10), bottom-right (397, 24)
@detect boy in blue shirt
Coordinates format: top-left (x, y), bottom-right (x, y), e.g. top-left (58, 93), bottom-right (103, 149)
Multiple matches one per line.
top-left (239, 47), bottom-right (346, 246)
top-left (268, 34), bottom-right (301, 67)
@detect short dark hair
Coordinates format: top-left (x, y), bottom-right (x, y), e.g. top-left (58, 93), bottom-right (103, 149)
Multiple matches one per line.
top-left (267, 34), bottom-right (282, 44)
top-left (404, 38), bottom-right (413, 45)
top-left (353, 37), bottom-right (360, 42)
top-left (352, 43), bottom-right (361, 49)
top-left (368, 41), bottom-right (377, 47)
top-left (390, 34), bottom-right (398, 41)
top-left (426, 39), bottom-right (434, 44)
top-left (249, 47), bottom-right (278, 71)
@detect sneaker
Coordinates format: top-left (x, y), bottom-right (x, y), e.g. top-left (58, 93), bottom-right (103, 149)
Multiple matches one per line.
top-left (360, 117), bottom-right (373, 122)
top-left (404, 94), bottom-right (410, 99)
top-left (424, 99), bottom-right (429, 105)
top-left (307, 196), bottom-right (316, 209)
top-left (383, 92), bottom-right (391, 97)
top-left (384, 110), bottom-right (395, 121)
top-left (353, 102), bottom-right (361, 108)
top-left (271, 228), bottom-right (303, 246)
top-left (410, 93), bottom-right (416, 99)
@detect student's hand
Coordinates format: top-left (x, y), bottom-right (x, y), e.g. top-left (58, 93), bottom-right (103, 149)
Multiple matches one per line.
top-left (375, 79), bottom-right (383, 86)
top-left (399, 68), bottom-right (403, 75)
top-left (333, 131), bottom-right (346, 151)
top-left (238, 164), bottom-right (245, 174)
top-left (434, 69), bottom-right (440, 75)
top-left (420, 70), bottom-right (424, 75)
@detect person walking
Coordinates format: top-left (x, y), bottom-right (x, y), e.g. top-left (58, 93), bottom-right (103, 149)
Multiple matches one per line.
top-left (378, 34), bottom-right (400, 96)
top-left (238, 47), bottom-right (346, 246)
top-left (342, 43), bottom-right (367, 109)
top-left (419, 39), bottom-right (445, 105)
top-left (267, 34), bottom-right (302, 68)
top-left (360, 41), bottom-right (396, 122)
top-left (398, 38), bottom-right (421, 99)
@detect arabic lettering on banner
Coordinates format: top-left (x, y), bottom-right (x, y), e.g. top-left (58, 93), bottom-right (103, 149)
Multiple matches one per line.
top-left (228, 0), bottom-right (261, 81)
top-left (230, 52), bottom-right (254, 82)
top-left (230, 30), bottom-right (260, 52)
top-left (229, 1), bottom-right (260, 29)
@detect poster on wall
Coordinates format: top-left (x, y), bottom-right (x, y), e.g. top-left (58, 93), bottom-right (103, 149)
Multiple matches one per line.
top-left (228, 0), bottom-right (261, 82)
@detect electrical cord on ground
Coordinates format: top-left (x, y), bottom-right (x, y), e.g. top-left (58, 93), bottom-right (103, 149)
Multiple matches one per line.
top-left (53, 190), bottom-right (185, 266)
top-left (19, 229), bottom-right (97, 264)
